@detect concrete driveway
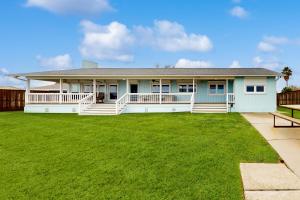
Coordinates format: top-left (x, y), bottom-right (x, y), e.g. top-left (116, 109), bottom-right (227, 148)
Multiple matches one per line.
top-left (242, 113), bottom-right (300, 177)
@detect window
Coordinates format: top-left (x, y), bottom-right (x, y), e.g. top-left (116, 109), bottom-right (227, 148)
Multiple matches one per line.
top-left (246, 85), bottom-right (255, 93)
top-left (179, 84), bottom-right (196, 93)
top-left (208, 83), bottom-right (225, 95)
top-left (245, 85), bottom-right (265, 94)
top-left (256, 85), bottom-right (265, 93)
top-left (70, 83), bottom-right (80, 93)
top-left (109, 85), bottom-right (118, 100)
top-left (83, 85), bottom-right (92, 93)
top-left (152, 84), bottom-right (170, 93)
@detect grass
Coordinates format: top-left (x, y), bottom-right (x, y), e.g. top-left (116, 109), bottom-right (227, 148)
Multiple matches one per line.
top-left (278, 106), bottom-right (300, 119)
top-left (0, 112), bottom-right (279, 200)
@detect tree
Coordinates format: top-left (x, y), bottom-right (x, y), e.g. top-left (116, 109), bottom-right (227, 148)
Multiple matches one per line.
top-left (281, 66), bottom-right (293, 87)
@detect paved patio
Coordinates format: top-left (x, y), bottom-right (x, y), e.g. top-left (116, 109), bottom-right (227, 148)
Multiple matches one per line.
top-left (242, 113), bottom-right (300, 177)
top-left (241, 113), bottom-right (300, 200)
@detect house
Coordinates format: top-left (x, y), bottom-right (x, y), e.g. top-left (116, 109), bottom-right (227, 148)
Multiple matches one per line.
top-left (11, 67), bottom-right (280, 115)
top-left (31, 83), bottom-right (70, 93)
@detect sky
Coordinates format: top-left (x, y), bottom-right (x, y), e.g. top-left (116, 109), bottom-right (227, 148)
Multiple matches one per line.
top-left (0, 0), bottom-right (299, 89)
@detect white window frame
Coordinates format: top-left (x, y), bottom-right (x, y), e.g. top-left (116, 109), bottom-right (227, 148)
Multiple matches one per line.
top-left (208, 81), bottom-right (225, 95)
top-left (152, 84), bottom-right (170, 93)
top-left (245, 84), bottom-right (266, 94)
top-left (244, 78), bottom-right (266, 95)
top-left (178, 83), bottom-right (196, 93)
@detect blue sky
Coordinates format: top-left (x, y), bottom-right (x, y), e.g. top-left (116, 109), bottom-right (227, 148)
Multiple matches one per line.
top-left (0, 0), bottom-right (299, 89)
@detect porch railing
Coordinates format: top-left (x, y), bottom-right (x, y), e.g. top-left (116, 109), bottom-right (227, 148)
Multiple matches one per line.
top-left (128, 93), bottom-right (193, 104)
top-left (115, 93), bottom-right (129, 114)
top-left (78, 93), bottom-right (95, 114)
top-left (226, 93), bottom-right (235, 112)
top-left (27, 93), bottom-right (91, 104)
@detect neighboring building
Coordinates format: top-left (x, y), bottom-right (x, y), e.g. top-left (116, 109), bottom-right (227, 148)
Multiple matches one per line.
top-left (0, 86), bottom-right (24, 90)
top-left (31, 83), bottom-right (69, 93)
top-left (11, 68), bottom-right (280, 115)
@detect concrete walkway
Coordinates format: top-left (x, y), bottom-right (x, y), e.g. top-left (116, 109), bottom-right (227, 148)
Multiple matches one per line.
top-left (242, 113), bottom-right (300, 177)
top-left (240, 163), bottom-right (300, 200)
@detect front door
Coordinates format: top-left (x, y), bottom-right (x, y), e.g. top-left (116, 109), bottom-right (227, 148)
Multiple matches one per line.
top-left (130, 84), bottom-right (138, 102)
top-left (109, 84), bottom-right (118, 101)
top-left (130, 84), bottom-right (138, 93)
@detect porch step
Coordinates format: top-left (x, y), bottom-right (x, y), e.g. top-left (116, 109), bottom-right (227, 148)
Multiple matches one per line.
top-left (80, 104), bottom-right (116, 115)
top-left (192, 104), bottom-right (227, 113)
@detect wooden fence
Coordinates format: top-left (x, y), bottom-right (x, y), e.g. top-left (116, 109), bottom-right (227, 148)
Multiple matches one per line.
top-left (0, 89), bottom-right (25, 111)
top-left (277, 90), bottom-right (300, 105)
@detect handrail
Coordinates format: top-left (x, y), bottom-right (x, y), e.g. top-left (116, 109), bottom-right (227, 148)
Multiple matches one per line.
top-left (78, 93), bottom-right (95, 114)
top-left (115, 93), bottom-right (129, 114)
top-left (226, 93), bottom-right (235, 112)
top-left (190, 93), bottom-right (195, 112)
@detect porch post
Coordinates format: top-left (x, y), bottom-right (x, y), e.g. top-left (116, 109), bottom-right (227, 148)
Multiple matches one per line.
top-left (226, 79), bottom-right (229, 112)
top-left (126, 79), bottom-right (129, 93)
top-left (192, 78), bottom-right (195, 101)
top-left (25, 78), bottom-right (30, 104)
top-left (93, 79), bottom-right (96, 103)
top-left (159, 79), bottom-right (162, 104)
top-left (59, 78), bottom-right (63, 104)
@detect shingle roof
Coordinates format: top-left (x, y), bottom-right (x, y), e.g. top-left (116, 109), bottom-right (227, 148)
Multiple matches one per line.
top-left (12, 67), bottom-right (280, 77)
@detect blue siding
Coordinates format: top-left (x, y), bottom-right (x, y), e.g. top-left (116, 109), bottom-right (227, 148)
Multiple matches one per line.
top-left (233, 77), bottom-right (276, 112)
top-left (195, 80), bottom-right (226, 103)
top-left (118, 80), bottom-right (126, 97)
top-left (138, 80), bottom-right (151, 93)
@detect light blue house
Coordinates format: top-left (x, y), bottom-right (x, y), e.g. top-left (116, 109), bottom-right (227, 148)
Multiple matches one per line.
top-left (12, 68), bottom-right (280, 115)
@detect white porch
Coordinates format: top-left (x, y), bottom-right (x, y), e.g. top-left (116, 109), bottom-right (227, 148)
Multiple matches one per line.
top-left (25, 78), bottom-right (235, 115)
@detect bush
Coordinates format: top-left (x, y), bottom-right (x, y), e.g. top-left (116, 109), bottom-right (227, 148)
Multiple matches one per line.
top-left (281, 85), bottom-right (300, 93)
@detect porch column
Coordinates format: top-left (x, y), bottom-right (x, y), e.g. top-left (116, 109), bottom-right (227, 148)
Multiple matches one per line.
top-left (192, 78), bottom-right (195, 101)
top-left (226, 79), bottom-right (229, 112)
top-left (126, 79), bottom-right (129, 93)
top-left (93, 79), bottom-right (96, 103)
top-left (159, 79), bottom-right (162, 104)
top-left (25, 78), bottom-right (30, 104)
top-left (59, 78), bottom-right (63, 104)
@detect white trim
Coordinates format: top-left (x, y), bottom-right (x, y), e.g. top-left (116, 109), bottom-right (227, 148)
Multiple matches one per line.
top-left (244, 84), bottom-right (266, 95)
top-left (244, 78), bottom-right (267, 95)
top-left (151, 83), bottom-right (170, 93)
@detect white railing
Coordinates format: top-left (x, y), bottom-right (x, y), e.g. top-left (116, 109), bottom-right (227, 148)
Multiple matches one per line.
top-left (128, 93), bottom-right (192, 104)
top-left (78, 93), bottom-right (95, 114)
top-left (27, 93), bottom-right (91, 104)
top-left (27, 93), bottom-right (60, 104)
top-left (190, 93), bottom-right (195, 112)
top-left (226, 93), bottom-right (235, 112)
top-left (62, 93), bottom-right (91, 104)
top-left (115, 93), bottom-right (129, 114)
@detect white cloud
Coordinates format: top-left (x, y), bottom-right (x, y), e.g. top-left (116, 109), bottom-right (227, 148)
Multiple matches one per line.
top-left (37, 54), bottom-right (73, 70)
top-left (0, 68), bottom-right (24, 88)
top-left (257, 42), bottom-right (277, 52)
top-left (229, 60), bottom-right (244, 68)
top-left (26, 0), bottom-right (112, 15)
top-left (230, 6), bottom-right (248, 19)
top-left (79, 20), bottom-right (134, 62)
top-left (175, 58), bottom-right (213, 68)
top-left (134, 20), bottom-right (213, 52)
top-left (257, 36), bottom-right (290, 52)
top-left (253, 56), bottom-right (281, 69)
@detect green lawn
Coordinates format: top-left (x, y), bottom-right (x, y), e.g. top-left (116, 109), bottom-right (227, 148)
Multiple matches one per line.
top-left (278, 106), bottom-right (300, 119)
top-left (0, 112), bottom-right (279, 200)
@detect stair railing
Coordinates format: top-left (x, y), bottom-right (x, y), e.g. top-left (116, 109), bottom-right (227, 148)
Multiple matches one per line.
top-left (78, 93), bottom-right (95, 114)
top-left (190, 93), bottom-right (195, 113)
top-left (115, 93), bottom-right (129, 114)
